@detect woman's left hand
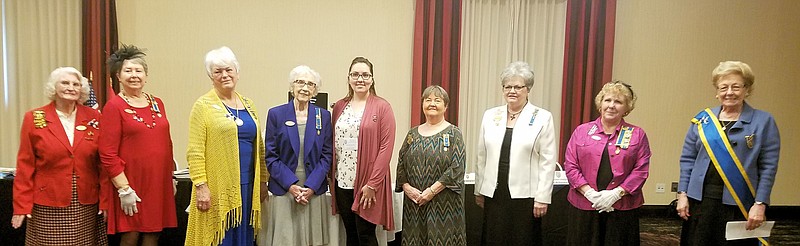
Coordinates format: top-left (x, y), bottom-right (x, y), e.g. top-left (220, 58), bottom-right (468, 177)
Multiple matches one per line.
top-left (417, 188), bottom-right (435, 206)
top-left (533, 202), bottom-right (548, 218)
top-left (746, 203), bottom-right (767, 230)
top-left (360, 185), bottom-right (377, 210)
top-left (98, 210), bottom-right (107, 221)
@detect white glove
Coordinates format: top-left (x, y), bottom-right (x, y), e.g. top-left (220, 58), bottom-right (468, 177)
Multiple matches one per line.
top-left (118, 187), bottom-right (142, 216)
top-left (593, 187), bottom-right (623, 212)
top-left (583, 188), bottom-right (602, 204)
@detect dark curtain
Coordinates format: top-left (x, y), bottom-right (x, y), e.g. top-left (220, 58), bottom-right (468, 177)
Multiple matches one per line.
top-left (411, 0), bottom-right (462, 126)
top-left (82, 0), bottom-right (118, 109)
top-left (559, 0), bottom-right (616, 163)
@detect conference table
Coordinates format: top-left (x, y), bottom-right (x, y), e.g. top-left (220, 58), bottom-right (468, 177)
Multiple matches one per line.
top-left (2, 176), bottom-right (568, 246)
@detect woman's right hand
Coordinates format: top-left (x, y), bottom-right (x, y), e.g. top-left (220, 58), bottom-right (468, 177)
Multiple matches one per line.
top-left (195, 184), bottom-right (211, 212)
top-left (11, 214), bottom-right (31, 229)
top-left (676, 193), bottom-right (690, 220)
top-left (475, 195), bottom-right (485, 208)
top-left (402, 183), bottom-right (422, 203)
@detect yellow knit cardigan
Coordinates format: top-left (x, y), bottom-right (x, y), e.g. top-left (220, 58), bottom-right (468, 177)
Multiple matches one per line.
top-left (185, 90), bottom-right (269, 246)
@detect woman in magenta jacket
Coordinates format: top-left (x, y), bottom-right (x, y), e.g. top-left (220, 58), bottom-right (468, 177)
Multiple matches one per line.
top-left (330, 56), bottom-right (396, 245)
top-left (563, 81), bottom-right (651, 245)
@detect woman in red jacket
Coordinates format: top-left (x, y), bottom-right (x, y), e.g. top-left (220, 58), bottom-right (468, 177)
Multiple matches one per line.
top-left (330, 56), bottom-right (396, 245)
top-left (11, 67), bottom-right (110, 245)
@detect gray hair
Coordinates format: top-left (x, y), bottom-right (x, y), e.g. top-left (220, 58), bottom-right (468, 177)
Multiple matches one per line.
top-left (500, 61), bottom-right (535, 89)
top-left (204, 46), bottom-right (240, 77)
top-left (44, 67), bottom-right (90, 103)
top-left (288, 65), bottom-right (322, 89)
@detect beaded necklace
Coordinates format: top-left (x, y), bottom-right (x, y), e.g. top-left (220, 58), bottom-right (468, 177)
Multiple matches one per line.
top-left (120, 92), bottom-right (161, 129)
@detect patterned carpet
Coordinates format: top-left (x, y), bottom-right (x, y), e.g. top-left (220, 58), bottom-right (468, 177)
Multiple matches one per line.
top-left (640, 216), bottom-right (800, 246)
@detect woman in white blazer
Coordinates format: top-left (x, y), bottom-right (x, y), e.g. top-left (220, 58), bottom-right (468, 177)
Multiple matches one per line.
top-left (474, 61), bottom-right (558, 246)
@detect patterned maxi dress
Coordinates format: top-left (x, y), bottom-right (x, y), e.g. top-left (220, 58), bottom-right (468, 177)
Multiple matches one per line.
top-left (395, 125), bottom-right (466, 246)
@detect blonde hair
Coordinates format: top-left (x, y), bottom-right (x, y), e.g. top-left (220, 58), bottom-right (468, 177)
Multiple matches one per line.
top-left (712, 61), bottom-right (754, 95)
top-left (594, 80), bottom-right (636, 115)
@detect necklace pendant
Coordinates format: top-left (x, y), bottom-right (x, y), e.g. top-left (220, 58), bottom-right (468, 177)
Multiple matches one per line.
top-left (235, 118), bottom-right (244, 126)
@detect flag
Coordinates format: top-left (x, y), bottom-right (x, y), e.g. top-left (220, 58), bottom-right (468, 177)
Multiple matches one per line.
top-left (84, 72), bottom-right (99, 109)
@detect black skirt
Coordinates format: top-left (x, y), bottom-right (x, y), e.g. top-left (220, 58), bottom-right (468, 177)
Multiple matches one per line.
top-left (566, 204), bottom-right (640, 246)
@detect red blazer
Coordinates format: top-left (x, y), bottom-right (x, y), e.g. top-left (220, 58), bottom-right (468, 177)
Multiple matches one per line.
top-left (13, 102), bottom-right (110, 214)
top-left (329, 95), bottom-right (396, 230)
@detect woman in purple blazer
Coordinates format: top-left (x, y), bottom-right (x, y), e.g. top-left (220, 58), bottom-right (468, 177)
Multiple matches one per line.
top-left (563, 81), bottom-right (651, 245)
top-left (263, 65), bottom-right (333, 245)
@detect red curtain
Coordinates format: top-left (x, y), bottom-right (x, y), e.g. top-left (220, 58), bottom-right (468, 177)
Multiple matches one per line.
top-left (559, 0), bottom-right (616, 163)
top-left (411, 0), bottom-right (462, 126)
top-left (82, 0), bottom-right (118, 109)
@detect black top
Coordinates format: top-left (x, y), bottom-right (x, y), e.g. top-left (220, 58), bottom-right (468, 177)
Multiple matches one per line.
top-left (596, 137), bottom-right (613, 190)
top-left (498, 127), bottom-right (514, 185)
top-left (703, 120), bottom-right (735, 199)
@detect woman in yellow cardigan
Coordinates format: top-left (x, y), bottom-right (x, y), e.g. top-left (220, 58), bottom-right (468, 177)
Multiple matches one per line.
top-left (185, 46), bottom-right (269, 246)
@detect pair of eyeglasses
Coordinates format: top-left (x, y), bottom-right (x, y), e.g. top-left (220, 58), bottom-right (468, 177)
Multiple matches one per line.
top-left (348, 72), bottom-right (373, 80)
top-left (717, 84), bottom-right (744, 93)
top-left (503, 85), bottom-right (527, 92)
top-left (293, 80), bottom-right (317, 88)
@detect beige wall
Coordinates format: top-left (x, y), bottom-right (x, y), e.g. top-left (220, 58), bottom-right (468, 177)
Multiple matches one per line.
top-left (614, 0), bottom-right (800, 205)
top-left (79, 0), bottom-right (800, 206)
top-left (115, 0), bottom-right (414, 178)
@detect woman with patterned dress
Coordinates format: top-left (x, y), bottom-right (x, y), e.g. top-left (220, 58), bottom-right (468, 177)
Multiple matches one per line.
top-left (12, 67), bottom-right (110, 245)
top-left (261, 65), bottom-right (333, 246)
top-left (99, 45), bottom-right (177, 246)
top-left (396, 85), bottom-right (466, 246)
top-left (185, 46), bottom-right (269, 246)
top-left (330, 56), bottom-right (396, 246)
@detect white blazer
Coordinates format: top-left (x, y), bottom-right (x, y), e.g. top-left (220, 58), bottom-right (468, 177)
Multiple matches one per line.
top-left (474, 102), bottom-right (557, 203)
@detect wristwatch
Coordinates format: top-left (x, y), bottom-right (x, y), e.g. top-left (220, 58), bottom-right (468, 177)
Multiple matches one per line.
top-left (755, 201), bottom-right (765, 205)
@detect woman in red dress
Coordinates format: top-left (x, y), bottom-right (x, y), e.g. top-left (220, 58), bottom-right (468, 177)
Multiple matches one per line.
top-left (99, 44), bottom-right (177, 246)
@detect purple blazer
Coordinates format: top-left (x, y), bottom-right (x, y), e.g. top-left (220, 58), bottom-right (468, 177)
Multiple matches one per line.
top-left (264, 100), bottom-right (333, 196)
top-left (564, 117), bottom-right (651, 211)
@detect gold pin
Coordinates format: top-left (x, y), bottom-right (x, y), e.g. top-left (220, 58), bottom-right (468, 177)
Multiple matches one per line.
top-left (76, 125), bottom-right (87, 131)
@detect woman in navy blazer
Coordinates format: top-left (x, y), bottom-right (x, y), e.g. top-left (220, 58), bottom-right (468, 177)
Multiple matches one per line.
top-left (262, 65), bottom-right (333, 245)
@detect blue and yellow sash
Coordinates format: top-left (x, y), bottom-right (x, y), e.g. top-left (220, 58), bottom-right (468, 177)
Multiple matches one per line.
top-left (693, 108), bottom-right (767, 245)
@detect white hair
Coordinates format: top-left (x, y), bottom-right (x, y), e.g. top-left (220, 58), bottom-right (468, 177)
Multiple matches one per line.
top-left (204, 46), bottom-right (240, 77)
top-left (288, 65), bottom-right (322, 89)
top-left (44, 67), bottom-right (90, 103)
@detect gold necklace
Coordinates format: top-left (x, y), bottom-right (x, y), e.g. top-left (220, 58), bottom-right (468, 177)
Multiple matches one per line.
top-left (508, 108), bottom-right (522, 120)
top-left (721, 120), bottom-right (735, 130)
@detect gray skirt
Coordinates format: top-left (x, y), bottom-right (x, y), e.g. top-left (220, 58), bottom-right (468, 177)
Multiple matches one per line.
top-left (262, 164), bottom-right (331, 246)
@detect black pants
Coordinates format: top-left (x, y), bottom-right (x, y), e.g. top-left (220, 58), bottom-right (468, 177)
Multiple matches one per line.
top-left (481, 183), bottom-right (542, 246)
top-left (566, 204), bottom-right (640, 246)
top-left (335, 186), bottom-right (378, 246)
top-left (681, 197), bottom-right (759, 246)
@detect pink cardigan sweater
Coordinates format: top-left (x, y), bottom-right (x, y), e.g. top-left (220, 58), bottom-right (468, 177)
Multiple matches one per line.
top-left (330, 95), bottom-right (396, 230)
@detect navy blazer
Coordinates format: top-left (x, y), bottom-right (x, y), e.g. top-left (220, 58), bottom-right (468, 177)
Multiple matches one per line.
top-left (679, 102), bottom-right (780, 205)
top-left (265, 100), bottom-right (333, 196)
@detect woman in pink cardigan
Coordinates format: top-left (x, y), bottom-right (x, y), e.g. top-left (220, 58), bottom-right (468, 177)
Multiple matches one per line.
top-left (330, 56), bottom-right (396, 245)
